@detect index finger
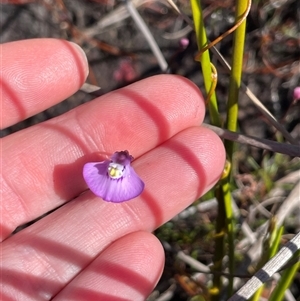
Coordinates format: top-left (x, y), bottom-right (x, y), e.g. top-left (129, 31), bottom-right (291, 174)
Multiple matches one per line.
top-left (1, 38), bottom-right (89, 129)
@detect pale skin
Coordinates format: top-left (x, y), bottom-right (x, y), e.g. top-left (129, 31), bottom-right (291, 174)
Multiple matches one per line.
top-left (1, 39), bottom-right (226, 301)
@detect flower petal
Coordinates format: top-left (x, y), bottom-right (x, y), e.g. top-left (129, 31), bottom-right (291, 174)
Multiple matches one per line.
top-left (107, 165), bottom-right (144, 203)
top-left (83, 161), bottom-right (110, 197)
top-left (83, 161), bottom-right (144, 203)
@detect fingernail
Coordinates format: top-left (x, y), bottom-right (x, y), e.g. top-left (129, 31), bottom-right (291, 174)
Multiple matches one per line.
top-left (69, 42), bottom-right (89, 76)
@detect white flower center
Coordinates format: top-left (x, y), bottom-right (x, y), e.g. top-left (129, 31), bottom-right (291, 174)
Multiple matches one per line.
top-left (108, 162), bottom-right (125, 179)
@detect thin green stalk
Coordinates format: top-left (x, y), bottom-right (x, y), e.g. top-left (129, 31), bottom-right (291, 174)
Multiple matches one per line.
top-left (269, 225), bottom-right (284, 258)
top-left (209, 184), bottom-right (226, 301)
top-left (221, 172), bottom-right (235, 296)
top-left (190, 0), bottom-right (221, 127)
top-left (223, 1), bottom-right (250, 294)
top-left (225, 0), bottom-right (249, 157)
top-left (190, 1), bottom-right (237, 297)
top-left (190, 2), bottom-right (225, 299)
top-left (250, 286), bottom-right (264, 301)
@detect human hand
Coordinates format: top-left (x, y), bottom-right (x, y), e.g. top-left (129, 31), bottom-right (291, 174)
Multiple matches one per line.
top-left (1, 39), bottom-right (226, 301)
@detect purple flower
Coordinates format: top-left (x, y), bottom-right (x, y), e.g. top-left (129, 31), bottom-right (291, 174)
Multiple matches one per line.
top-left (293, 87), bottom-right (300, 101)
top-left (83, 150), bottom-right (145, 203)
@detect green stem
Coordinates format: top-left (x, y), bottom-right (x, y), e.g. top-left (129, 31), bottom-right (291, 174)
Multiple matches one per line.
top-left (210, 185), bottom-right (226, 301)
top-left (190, 1), bottom-right (244, 298)
top-left (225, 0), bottom-right (249, 157)
top-left (190, 0), bottom-right (221, 127)
top-left (222, 177), bottom-right (235, 296)
top-left (223, 2), bottom-right (249, 294)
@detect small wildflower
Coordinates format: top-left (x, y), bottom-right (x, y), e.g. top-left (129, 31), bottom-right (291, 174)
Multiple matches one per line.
top-left (83, 150), bottom-right (144, 203)
top-left (293, 87), bottom-right (300, 101)
top-left (179, 38), bottom-right (189, 49)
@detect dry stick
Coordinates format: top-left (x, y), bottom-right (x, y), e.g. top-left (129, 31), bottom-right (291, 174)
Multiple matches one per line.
top-left (237, 181), bottom-right (300, 250)
top-left (248, 196), bottom-right (285, 221)
top-left (165, 0), bottom-right (298, 145)
top-left (177, 251), bottom-right (254, 279)
top-left (228, 231), bottom-right (300, 301)
top-left (125, 0), bottom-right (168, 72)
top-left (163, 25), bottom-right (192, 40)
top-left (277, 170), bottom-right (300, 184)
top-left (177, 251), bottom-right (211, 273)
top-left (241, 84), bottom-right (299, 145)
top-left (273, 181), bottom-right (300, 227)
top-left (154, 284), bottom-right (177, 301)
top-left (208, 46), bottom-right (298, 146)
top-left (84, 0), bottom-right (156, 35)
top-left (45, 0), bottom-right (125, 57)
top-left (203, 123), bottom-right (300, 157)
top-left (80, 83), bottom-right (102, 95)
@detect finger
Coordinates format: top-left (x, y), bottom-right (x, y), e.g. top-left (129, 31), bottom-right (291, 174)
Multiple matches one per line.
top-left (1, 126), bottom-right (225, 300)
top-left (1, 38), bottom-right (88, 129)
top-left (52, 232), bottom-right (164, 301)
top-left (2, 75), bottom-right (205, 240)
top-left (4, 1), bottom-right (35, 4)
